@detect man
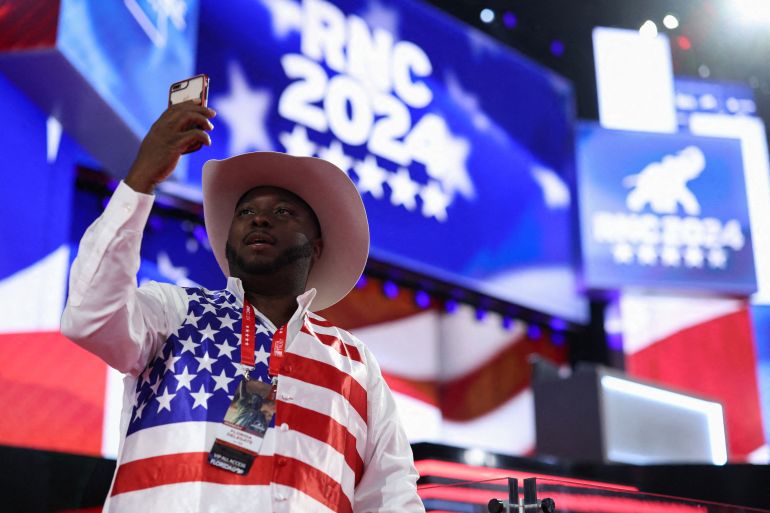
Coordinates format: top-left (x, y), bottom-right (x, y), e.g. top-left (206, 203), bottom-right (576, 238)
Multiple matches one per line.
top-left (61, 100), bottom-right (425, 513)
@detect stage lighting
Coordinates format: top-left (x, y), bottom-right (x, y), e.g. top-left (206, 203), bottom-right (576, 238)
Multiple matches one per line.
top-left (663, 14), bottom-right (679, 30)
top-left (732, 0), bottom-right (770, 25)
top-left (415, 290), bottom-right (430, 309)
top-left (480, 8), bottom-right (494, 24)
top-left (502, 11), bottom-right (517, 29)
top-left (639, 20), bottom-right (658, 38)
top-left (354, 275), bottom-right (367, 289)
top-left (383, 280), bottom-right (399, 299)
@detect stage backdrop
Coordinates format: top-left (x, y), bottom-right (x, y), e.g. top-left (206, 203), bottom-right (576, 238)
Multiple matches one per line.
top-left (177, 0), bottom-right (586, 323)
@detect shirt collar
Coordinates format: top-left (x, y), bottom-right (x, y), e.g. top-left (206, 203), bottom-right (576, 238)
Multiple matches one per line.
top-left (226, 276), bottom-right (318, 330)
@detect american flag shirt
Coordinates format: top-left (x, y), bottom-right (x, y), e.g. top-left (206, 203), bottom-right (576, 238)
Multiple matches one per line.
top-left (61, 181), bottom-right (425, 513)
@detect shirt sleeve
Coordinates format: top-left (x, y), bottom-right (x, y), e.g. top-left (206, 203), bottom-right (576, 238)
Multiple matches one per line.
top-left (353, 344), bottom-right (426, 513)
top-left (60, 181), bottom-right (186, 376)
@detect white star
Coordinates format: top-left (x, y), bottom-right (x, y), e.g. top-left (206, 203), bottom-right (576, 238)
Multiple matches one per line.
top-left (164, 353), bottom-right (181, 374)
top-left (214, 61), bottom-right (274, 155)
top-left (218, 313), bottom-right (238, 331)
top-left (185, 311), bottom-right (202, 327)
top-left (139, 365), bottom-right (153, 385)
top-left (156, 386), bottom-right (176, 413)
top-left (195, 352), bottom-right (217, 373)
top-left (387, 168), bottom-right (419, 211)
top-left (199, 323), bottom-right (218, 342)
top-left (354, 155), bottom-right (388, 198)
top-left (260, 0), bottom-right (302, 38)
top-left (419, 181), bottom-right (451, 222)
top-left (708, 248), bottom-right (728, 269)
top-left (178, 335), bottom-right (198, 355)
top-left (149, 377), bottom-right (162, 396)
top-left (255, 323), bottom-right (272, 336)
top-left (531, 165), bottom-right (571, 209)
top-left (215, 341), bottom-right (237, 359)
top-left (175, 366), bottom-right (196, 391)
top-left (187, 291), bottom-right (202, 302)
top-left (424, 133), bottom-right (473, 201)
top-left (134, 401), bottom-right (147, 421)
top-left (637, 244), bottom-right (658, 265)
top-left (255, 345), bottom-right (271, 367)
top-left (157, 251), bottom-right (197, 287)
top-left (279, 124), bottom-right (316, 157)
top-left (318, 140), bottom-right (353, 174)
top-left (200, 303), bottom-right (218, 315)
top-left (445, 71), bottom-right (504, 141)
top-left (660, 246), bottom-right (681, 267)
top-left (190, 384), bottom-right (213, 410)
top-left (684, 246), bottom-right (704, 268)
top-left (231, 361), bottom-right (250, 378)
top-left (360, 0), bottom-right (400, 38)
top-left (612, 243), bottom-right (634, 264)
top-left (211, 369), bottom-right (235, 393)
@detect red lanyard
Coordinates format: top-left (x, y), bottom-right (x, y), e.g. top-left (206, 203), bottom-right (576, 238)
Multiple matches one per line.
top-left (241, 298), bottom-right (287, 378)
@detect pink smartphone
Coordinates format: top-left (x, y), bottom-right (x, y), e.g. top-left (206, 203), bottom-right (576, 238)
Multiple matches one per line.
top-left (169, 74), bottom-right (209, 107)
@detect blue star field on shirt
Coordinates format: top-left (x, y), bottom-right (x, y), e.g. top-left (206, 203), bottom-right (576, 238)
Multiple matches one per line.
top-left (127, 287), bottom-right (275, 436)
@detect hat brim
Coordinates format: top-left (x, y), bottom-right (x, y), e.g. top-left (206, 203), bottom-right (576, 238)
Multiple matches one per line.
top-left (202, 152), bottom-right (369, 311)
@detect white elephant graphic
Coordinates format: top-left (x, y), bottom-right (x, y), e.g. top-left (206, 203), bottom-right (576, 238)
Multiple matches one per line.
top-left (623, 146), bottom-right (705, 215)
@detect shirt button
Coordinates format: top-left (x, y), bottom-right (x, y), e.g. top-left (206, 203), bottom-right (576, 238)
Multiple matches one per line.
top-left (283, 364), bottom-right (293, 374)
top-left (279, 423), bottom-right (289, 432)
top-left (275, 494), bottom-right (287, 502)
top-left (280, 392), bottom-right (293, 401)
top-left (277, 457), bottom-right (288, 467)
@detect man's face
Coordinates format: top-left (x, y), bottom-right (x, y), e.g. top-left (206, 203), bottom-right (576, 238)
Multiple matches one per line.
top-left (225, 186), bottom-right (322, 279)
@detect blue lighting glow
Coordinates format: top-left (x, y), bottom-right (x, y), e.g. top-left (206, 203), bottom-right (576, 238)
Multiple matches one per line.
top-left (383, 281), bottom-right (399, 299)
top-left (415, 290), bottom-right (431, 309)
top-left (502, 11), bottom-right (517, 29)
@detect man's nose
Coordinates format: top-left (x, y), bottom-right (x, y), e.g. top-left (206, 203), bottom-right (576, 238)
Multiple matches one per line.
top-left (250, 211), bottom-right (273, 226)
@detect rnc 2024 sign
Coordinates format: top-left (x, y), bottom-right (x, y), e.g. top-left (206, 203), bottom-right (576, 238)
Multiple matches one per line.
top-left (187, 0), bottom-right (584, 321)
top-left (577, 125), bottom-right (756, 295)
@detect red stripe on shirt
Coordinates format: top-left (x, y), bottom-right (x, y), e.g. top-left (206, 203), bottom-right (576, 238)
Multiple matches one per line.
top-left (279, 401), bottom-right (365, 484)
top-left (301, 322), bottom-right (363, 363)
top-left (111, 452), bottom-right (273, 496)
top-left (273, 455), bottom-right (353, 513)
top-left (284, 353), bottom-right (368, 424)
top-left (307, 316), bottom-right (334, 328)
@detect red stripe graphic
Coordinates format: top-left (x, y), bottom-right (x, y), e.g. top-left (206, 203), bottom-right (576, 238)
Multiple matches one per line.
top-left (440, 331), bottom-right (567, 421)
top-left (273, 456), bottom-right (353, 513)
top-left (111, 452), bottom-right (273, 495)
top-left (307, 316), bottom-right (335, 328)
top-left (279, 401), bottom-right (365, 483)
top-left (380, 372), bottom-right (439, 406)
top-left (284, 353), bottom-right (368, 423)
top-left (626, 308), bottom-right (765, 460)
top-left (0, 331), bottom-right (106, 456)
top-left (302, 321), bottom-right (363, 363)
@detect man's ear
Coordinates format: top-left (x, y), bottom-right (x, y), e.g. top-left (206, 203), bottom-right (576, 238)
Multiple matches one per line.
top-left (311, 238), bottom-right (324, 266)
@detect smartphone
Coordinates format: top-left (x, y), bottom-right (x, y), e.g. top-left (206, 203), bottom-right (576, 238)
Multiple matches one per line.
top-left (169, 74), bottom-right (209, 107)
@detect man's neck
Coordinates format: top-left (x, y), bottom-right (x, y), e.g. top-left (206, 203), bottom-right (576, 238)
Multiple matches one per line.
top-left (242, 287), bottom-right (301, 329)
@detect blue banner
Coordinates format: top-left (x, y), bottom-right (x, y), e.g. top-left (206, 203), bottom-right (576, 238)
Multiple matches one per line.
top-left (577, 124), bottom-right (756, 294)
top-left (181, 0), bottom-right (585, 321)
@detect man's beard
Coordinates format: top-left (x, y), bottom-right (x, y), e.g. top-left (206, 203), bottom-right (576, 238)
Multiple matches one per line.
top-left (225, 240), bottom-right (315, 276)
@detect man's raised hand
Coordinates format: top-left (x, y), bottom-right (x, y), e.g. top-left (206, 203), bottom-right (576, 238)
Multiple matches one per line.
top-left (125, 100), bottom-right (216, 194)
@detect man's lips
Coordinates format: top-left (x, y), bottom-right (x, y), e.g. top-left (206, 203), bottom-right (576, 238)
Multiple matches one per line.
top-left (244, 231), bottom-right (276, 246)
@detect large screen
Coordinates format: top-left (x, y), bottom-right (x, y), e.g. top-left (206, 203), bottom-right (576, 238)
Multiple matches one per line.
top-left (180, 0), bottom-right (586, 322)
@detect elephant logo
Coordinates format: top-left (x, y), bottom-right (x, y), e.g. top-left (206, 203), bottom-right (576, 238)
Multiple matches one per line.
top-left (623, 146), bottom-right (705, 215)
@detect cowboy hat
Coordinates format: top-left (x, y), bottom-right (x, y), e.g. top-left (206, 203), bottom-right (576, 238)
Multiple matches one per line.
top-left (202, 152), bottom-right (369, 311)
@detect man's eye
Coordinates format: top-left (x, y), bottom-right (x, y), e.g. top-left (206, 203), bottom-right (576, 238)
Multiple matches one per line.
top-left (275, 207), bottom-right (292, 215)
top-left (238, 208), bottom-right (254, 216)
